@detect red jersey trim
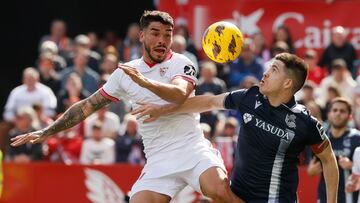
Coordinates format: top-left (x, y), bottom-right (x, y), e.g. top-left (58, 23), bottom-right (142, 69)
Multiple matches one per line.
top-left (99, 88), bottom-right (119, 102)
top-left (143, 51), bottom-right (174, 68)
top-left (172, 75), bottom-right (196, 86)
top-left (311, 139), bottom-right (330, 154)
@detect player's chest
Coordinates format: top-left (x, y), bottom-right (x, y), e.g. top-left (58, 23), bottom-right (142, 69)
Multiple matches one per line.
top-left (122, 68), bottom-right (172, 101)
top-left (241, 104), bottom-right (303, 145)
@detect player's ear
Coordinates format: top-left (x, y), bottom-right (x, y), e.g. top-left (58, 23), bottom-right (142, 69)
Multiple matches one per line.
top-left (283, 78), bottom-right (293, 90)
top-left (139, 31), bottom-right (145, 43)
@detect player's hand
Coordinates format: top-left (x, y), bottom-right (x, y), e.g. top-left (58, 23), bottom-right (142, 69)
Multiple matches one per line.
top-left (131, 102), bottom-right (162, 123)
top-left (346, 175), bottom-right (356, 193)
top-left (339, 155), bottom-right (352, 169)
top-left (10, 130), bottom-right (46, 147)
top-left (307, 157), bottom-right (322, 176)
top-left (119, 63), bottom-right (149, 87)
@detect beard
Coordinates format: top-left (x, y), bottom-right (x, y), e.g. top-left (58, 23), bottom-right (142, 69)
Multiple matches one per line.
top-left (144, 42), bottom-right (165, 63)
top-left (331, 119), bottom-right (348, 129)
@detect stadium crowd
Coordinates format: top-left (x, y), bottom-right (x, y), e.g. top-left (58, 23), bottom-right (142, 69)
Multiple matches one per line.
top-left (2, 16), bottom-right (360, 202)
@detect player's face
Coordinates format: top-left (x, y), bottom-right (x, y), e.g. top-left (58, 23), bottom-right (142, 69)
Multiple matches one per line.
top-left (140, 22), bottom-right (173, 63)
top-left (259, 60), bottom-right (291, 96)
top-left (328, 102), bottom-right (350, 129)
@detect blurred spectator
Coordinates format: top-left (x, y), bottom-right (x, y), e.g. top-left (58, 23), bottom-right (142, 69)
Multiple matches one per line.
top-left (4, 67), bottom-right (57, 122)
top-left (172, 34), bottom-right (198, 71)
top-left (6, 106), bottom-right (42, 163)
top-left (228, 38), bottom-right (264, 88)
top-left (239, 75), bottom-right (259, 89)
top-left (80, 120), bottom-right (115, 165)
top-left (352, 85), bottom-right (360, 129)
top-left (56, 73), bottom-right (91, 114)
top-left (252, 31), bottom-right (271, 63)
top-left (104, 45), bottom-right (120, 61)
top-left (100, 54), bottom-right (118, 75)
top-left (67, 34), bottom-right (102, 73)
top-left (115, 114), bottom-right (144, 165)
top-left (198, 92), bottom-right (226, 137)
top-left (196, 60), bottom-right (227, 96)
top-left (270, 41), bottom-right (290, 58)
top-left (174, 23), bottom-right (199, 59)
top-left (87, 31), bottom-right (102, 54)
top-left (297, 81), bottom-right (317, 105)
top-left (38, 40), bottom-right (67, 71)
top-left (271, 25), bottom-right (296, 54)
top-left (213, 117), bottom-right (238, 171)
top-left (317, 59), bottom-right (356, 108)
top-left (118, 23), bottom-right (142, 62)
top-left (200, 122), bottom-right (212, 141)
top-left (319, 26), bottom-right (357, 74)
top-left (98, 30), bottom-right (122, 53)
top-left (304, 49), bottom-right (327, 86)
top-left (85, 106), bottom-right (120, 139)
top-left (37, 52), bottom-right (61, 94)
top-left (43, 125), bottom-right (83, 165)
top-left (32, 103), bottom-right (53, 128)
top-left (307, 98), bottom-right (360, 203)
top-left (38, 19), bottom-right (72, 59)
top-left (60, 49), bottom-right (100, 94)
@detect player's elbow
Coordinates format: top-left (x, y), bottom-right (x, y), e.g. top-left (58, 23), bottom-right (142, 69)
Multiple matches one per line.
top-left (172, 90), bottom-right (188, 104)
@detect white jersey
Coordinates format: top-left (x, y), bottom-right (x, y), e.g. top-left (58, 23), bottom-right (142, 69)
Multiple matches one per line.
top-left (352, 147), bottom-right (360, 203)
top-left (101, 52), bottom-right (206, 176)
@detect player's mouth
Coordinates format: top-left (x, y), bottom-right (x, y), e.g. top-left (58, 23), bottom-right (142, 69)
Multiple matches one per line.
top-left (154, 47), bottom-right (166, 55)
top-left (260, 79), bottom-right (265, 85)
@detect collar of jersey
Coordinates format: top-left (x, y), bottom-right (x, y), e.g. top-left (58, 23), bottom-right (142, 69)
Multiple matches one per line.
top-left (142, 51), bottom-right (173, 68)
top-left (263, 95), bottom-right (297, 109)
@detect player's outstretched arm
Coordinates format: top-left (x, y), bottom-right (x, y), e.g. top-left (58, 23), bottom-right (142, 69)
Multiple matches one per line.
top-left (316, 140), bottom-right (339, 203)
top-left (119, 64), bottom-right (193, 104)
top-left (132, 93), bottom-right (228, 122)
top-left (11, 90), bottom-right (112, 146)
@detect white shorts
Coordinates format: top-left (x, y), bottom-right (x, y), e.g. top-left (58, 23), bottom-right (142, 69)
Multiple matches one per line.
top-left (129, 145), bottom-right (225, 199)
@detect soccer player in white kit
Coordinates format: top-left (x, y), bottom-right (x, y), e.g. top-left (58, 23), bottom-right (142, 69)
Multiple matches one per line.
top-left (11, 10), bottom-right (244, 203)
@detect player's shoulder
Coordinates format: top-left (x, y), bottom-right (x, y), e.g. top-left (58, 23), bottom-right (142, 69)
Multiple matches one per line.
top-left (171, 52), bottom-right (193, 65)
top-left (125, 58), bottom-right (142, 67)
top-left (347, 128), bottom-right (360, 138)
top-left (355, 146), bottom-right (360, 155)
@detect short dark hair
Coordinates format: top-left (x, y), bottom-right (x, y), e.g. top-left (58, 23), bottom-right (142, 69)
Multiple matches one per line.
top-left (140, 10), bottom-right (174, 30)
top-left (275, 53), bottom-right (308, 93)
top-left (329, 97), bottom-right (352, 114)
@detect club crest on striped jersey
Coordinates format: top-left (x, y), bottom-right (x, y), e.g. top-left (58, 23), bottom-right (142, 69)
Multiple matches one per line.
top-left (159, 67), bottom-right (169, 77)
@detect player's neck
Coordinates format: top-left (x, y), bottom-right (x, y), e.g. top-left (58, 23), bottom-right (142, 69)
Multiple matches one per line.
top-left (267, 91), bottom-right (292, 107)
top-left (331, 126), bottom-right (347, 138)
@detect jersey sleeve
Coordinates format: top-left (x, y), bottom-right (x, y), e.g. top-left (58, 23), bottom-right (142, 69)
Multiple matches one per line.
top-left (100, 68), bottom-right (127, 102)
top-left (224, 89), bottom-right (248, 110)
top-left (171, 55), bottom-right (198, 86)
top-left (352, 147), bottom-right (360, 175)
top-left (307, 116), bottom-right (329, 154)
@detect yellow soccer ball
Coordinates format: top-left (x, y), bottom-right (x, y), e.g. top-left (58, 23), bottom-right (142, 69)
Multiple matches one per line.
top-left (202, 21), bottom-right (244, 63)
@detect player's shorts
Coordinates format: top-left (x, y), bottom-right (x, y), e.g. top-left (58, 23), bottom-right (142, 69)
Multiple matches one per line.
top-left (129, 143), bottom-right (225, 199)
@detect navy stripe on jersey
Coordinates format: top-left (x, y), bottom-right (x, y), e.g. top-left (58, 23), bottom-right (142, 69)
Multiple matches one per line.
top-left (224, 86), bottom-right (326, 203)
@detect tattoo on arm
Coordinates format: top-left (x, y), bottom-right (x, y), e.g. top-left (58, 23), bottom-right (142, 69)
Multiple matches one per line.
top-left (42, 90), bottom-right (112, 137)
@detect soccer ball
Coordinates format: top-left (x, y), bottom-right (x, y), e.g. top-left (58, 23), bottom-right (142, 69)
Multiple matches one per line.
top-left (202, 21), bottom-right (244, 63)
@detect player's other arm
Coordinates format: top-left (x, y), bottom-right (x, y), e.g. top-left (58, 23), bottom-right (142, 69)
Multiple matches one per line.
top-left (120, 64), bottom-right (194, 104)
top-left (314, 140), bottom-right (339, 203)
top-left (132, 93), bottom-right (227, 122)
top-left (11, 90), bottom-right (112, 146)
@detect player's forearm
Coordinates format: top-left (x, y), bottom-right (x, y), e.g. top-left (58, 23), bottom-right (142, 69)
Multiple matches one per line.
top-left (322, 153), bottom-right (339, 203)
top-left (142, 78), bottom-right (188, 104)
top-left (41, 90), bottom-right (111, 138)
top-left (168, 94), bottom-right (226, 114)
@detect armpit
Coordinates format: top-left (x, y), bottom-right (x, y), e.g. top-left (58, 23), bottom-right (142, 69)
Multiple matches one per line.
top-left (311, 139), bottom-right (330, 154)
